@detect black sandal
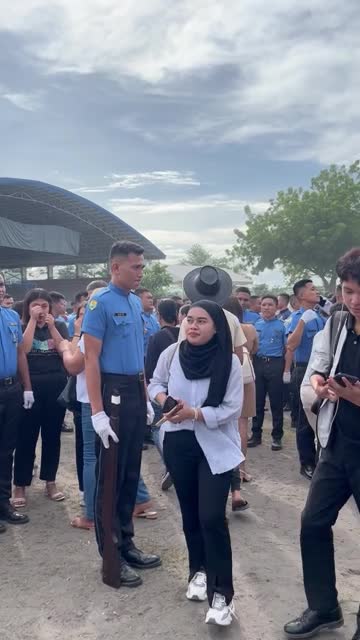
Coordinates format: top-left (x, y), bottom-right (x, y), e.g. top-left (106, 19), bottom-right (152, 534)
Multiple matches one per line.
top-left (232, 499), bottom-right (249, 512)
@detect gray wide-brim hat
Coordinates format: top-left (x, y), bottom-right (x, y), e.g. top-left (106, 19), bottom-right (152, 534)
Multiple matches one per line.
top-left (183, 265), bottom-right (233, 306)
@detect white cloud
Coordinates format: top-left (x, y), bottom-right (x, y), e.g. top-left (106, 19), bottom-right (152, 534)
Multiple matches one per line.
top-left (0, 90), bottom-right (42, 111)
top-left (74, 171), bottom-right (200, 193)
top-left (4, 0), bottom-right (360, 163)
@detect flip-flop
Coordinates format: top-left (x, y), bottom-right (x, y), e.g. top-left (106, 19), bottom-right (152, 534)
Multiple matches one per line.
top-left (232, 499), bottom-right (249, 512)
top-left (71, 516), bottom-right (94, 530)
top-left (45, 484), bottom-right (65, 502)
top-left (134, 509), bottom-right (158, 520)
top-left (240, 470), bottom-right (253, 483)
top-left (12, 497), bottom-right (26, 509)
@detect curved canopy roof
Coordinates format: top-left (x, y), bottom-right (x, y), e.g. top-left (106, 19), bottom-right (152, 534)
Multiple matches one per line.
top-left (0, 178), bottom-right (165, 268)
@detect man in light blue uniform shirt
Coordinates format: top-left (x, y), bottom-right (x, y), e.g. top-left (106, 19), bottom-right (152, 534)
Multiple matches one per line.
top-left (0, 273), bottom-right (34, 531)
top-left (82, 241), bottom-right (160, 588)
top-left (248, 295), bottom-right (286, 451)
top-left (135, 287), bottom-right (160, 356)
top-left (235, 286), bottom-right (260, 325)
top-left (285, 279), bottom-right (326, 480)
top-left (68, 291), bottom-right (88, 339)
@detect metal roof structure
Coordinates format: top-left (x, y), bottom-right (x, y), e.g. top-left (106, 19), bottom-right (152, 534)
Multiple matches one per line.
top-left (0, 178), bottom-right (165, 268)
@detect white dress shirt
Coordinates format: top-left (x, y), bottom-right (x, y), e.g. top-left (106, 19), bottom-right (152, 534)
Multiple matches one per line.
top-left (148, 344), bottom-right (244, 474)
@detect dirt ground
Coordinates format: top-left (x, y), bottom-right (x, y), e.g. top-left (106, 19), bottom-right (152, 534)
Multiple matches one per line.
top-left (1, 415), bottom-right (359, 640)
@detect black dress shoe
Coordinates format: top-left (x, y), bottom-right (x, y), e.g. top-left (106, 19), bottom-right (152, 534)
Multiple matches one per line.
top-left (300, 465), bottom-right (315, 481)
top-left (0, 522), bottom-right (6, 534)
top-left (123, 547), bottom-right (162, 570)
top-left (120, 561), bottom-right (143, 588)
top-left (284, 606), bottom-right (343, 638)
top-left (271, 439), bottom-right (283, 451)
top-left (247, 436), bottom-right (261, 448)
top-left (0, 505), bottom-right (29, 525)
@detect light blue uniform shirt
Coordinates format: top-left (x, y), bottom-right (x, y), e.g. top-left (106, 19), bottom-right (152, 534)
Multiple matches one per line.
top-left (286, 308), bottom-right (326, 363)
top-left (82, 283), bottom-right (144, 374)
top-left (142, 312), bottom-right (160, 356)
top-left (0, 308), bottom-right (23, 378)
top-left (255, 317), bottom-right (286, 357)
top-left (243, 310), bottom-right (260, 325)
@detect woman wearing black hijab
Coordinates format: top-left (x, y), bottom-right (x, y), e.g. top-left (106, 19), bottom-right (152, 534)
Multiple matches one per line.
top-left (148, 300), bottom-right (243, 627)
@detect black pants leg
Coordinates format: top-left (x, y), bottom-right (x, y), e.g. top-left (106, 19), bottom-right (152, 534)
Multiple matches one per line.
top-left (0, 383), bottom-right (23, 505)
top-left (252, 358), bottom-right (267, 439)
top-left (292, 366), bottom-right (316, 467)
top-left (73, 405), bottom-right (84, 492)
top-left (94, 376), bottom-right (146, 557)
top-left (39, 380), bottom-right (66, 482)
top-left (164, 430), bottom-right (234, 605)
top-left (266, 359), bottom-right (284, 441)
top-left (300, 431), bottom-right (360, 613)
top-left (14, 398), bottom-right (43, 486)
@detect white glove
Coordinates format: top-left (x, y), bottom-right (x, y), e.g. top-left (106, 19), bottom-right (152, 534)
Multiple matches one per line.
top-left (91, 411), bottom-right (119, 449)
top-left (301, 309), bottom-right (318, 324)
top-left (23, 390), bottom-right (35, 409)
top-left (146, 401), bottom-right (155, 426)
top-left (283, 371), bottom-right (291, 384)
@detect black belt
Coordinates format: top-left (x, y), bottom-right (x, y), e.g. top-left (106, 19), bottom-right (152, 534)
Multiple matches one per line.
top-left (0, 376), bottom-right (16, 388)
top-left (255, 356), bottom-right (284, 363)
top-left (102, 372), bottom-right (144, 383)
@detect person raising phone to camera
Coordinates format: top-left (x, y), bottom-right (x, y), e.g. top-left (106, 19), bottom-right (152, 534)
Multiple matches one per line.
top-left (284, 248), bottom-right (360, 640)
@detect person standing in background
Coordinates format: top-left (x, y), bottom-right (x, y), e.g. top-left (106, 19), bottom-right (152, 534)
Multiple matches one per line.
top-left (235, 287), bottom-right (260, 325)
top-left (2, 294), bottom-right (14, 309)
top-left (277, 293), bottom-right (291, 322)
top-left (135, 287), bottom-right (160, 357)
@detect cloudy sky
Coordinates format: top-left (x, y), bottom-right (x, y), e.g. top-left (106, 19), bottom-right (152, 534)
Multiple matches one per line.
top-left (1, 1), bottom-right (359, 283)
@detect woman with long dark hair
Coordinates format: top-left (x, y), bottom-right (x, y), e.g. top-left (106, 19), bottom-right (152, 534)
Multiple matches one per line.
top-left (12, 288), bottom-right (69, 507)
top-left (148, 300), bottom-right (243, 627)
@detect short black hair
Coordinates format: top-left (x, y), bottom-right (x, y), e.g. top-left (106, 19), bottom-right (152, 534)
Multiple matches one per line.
top-left (171, 295), bottom-right (183, 303)
top-left (74, 291), bottom-right (88, 303)
top-left (222, 296), bottom-right (243, 323)
top-left (235, 286), bottom-right (251, 295)
top-left (336, 248), bottom-right (360, 285)
top-left (49, 291), bottom-right (66, 303)
top-left (278, 293), bottom-right (290, 304)
top-left (110, 241), bottom-right (144, 261)
top-left (86, 279), bottom-right (108, 293)
top-left (134, 287), bottom-right (151, 296)
top-left (261, 294), bottom-right (278, 305)
top-left (158, 299), bottom-right (178, 324)
top-left (179, 303), bottom-right (191, 318)
top-left (293, 279), bottom-right (312, 297)
top-left (250, 294), bottom-right (260, 301)
top-left (3, 293), bottom-right (12, 300)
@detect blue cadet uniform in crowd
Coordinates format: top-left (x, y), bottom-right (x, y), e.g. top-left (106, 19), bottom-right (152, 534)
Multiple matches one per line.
top-left (286, 307), bottom-right (326, 474)
top-left (67, 312), bottom-right (76, 339)
top-left (0, 307), bottom-right (27, 519)
top-left (142, 312), bottom-right (160, 357)
top-left (249, 317), bottom-right (286, 448)
top-left (82, 282), bottom-right (160, 571)
top-left (278, 308), bottom-right (292, 322)
top-left (243, 309), bottom-right (260, 325)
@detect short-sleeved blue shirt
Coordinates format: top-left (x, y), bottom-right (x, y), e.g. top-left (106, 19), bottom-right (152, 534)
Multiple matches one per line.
top-left (0, 307), bottom-right (23, 377)
top-left (142, 312), bottom-right (160, 356)
top-left (82, 283), bottom-right (144, 374)
top-left (243, 310), bottom-right (260, 325)
top-left (255, 317), bottom-right (286, 357)
top-left (286, 308), bottom-right (326, 363)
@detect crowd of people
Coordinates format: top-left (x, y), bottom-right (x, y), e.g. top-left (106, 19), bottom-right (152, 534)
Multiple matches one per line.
top-left (0, 242), bottom-right (359, 636)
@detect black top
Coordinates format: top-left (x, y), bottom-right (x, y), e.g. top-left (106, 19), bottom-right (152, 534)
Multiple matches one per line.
top-left (145, 326), bottom-right (179, 383)
top-left (24, 321), bottom-right (69, 378)
top-left (335, 314), bottom-right (360, 442)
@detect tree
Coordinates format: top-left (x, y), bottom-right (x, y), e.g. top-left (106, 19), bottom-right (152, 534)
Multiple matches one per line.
top-left (227, 162), bottom-right (360, 291)
top-left (141, 262), bottom-right (173, 297)
top-left (182, 244), bottom-right (230, 268)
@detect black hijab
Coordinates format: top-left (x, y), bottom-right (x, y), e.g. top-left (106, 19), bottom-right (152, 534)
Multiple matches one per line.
top-left (179, 300), bottom-right (233, 407)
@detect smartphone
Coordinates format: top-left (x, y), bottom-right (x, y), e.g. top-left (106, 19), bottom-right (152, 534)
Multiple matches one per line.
top-left (333, 373), bottom-right (360, 387)
top-left (162, 396), bottom-right (178, 413)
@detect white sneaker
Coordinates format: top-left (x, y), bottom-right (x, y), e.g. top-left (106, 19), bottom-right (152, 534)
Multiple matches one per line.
top-left (205, 593), bottom-right (236, 626)
top-left (186, 571), bottom-right (207, 602)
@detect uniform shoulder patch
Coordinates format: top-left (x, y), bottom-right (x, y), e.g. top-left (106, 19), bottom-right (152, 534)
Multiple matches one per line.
top-left (88, 299), bottom-right (98, 311)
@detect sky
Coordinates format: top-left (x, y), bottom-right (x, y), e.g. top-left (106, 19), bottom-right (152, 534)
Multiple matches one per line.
top-left (1, 1), bottom-right (359, 285)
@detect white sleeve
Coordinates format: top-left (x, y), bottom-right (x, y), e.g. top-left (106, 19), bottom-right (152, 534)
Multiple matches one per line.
top-left (148, 344), bottom-right (177, 402)
top-left (308, 318), bottom-right (332, 376)
top-left (201, 355), bottom-right (243, 429)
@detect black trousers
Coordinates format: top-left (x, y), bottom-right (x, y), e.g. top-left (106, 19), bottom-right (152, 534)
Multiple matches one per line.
top-left (301, 428), bottom-right (360, 613)
top-left (292, 365), bottom-right (316, 467)
top-left (94, 374), bottom-right (146, 557)
top-left (14, 376), bottom-right (66, 486)
top-left (252, 356), bottom-right (284, 441)
top-left (164, 430), bottom-right (233, 605)
top-left (73, 404), bottom-right (84, 492)
top-left (0, 382), bottom-right (23, 505)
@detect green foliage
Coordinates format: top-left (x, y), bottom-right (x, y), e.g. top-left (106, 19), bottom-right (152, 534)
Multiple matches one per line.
top-left (228, 162), bottom-right (360, 290)
top-left (141, 262), bottom-right (173, 297)
top-left (182, 244), bottom-right (230, 268)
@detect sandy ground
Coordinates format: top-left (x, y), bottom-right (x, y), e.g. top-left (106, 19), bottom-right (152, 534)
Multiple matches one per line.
top-left (1, 415), bottom-right (359, 640)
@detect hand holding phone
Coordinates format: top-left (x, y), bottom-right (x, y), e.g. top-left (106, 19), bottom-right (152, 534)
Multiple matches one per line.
top-left (333, 373), bottom-right (360, 388)
top-left (155, 396), bottom-right (182, 428)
